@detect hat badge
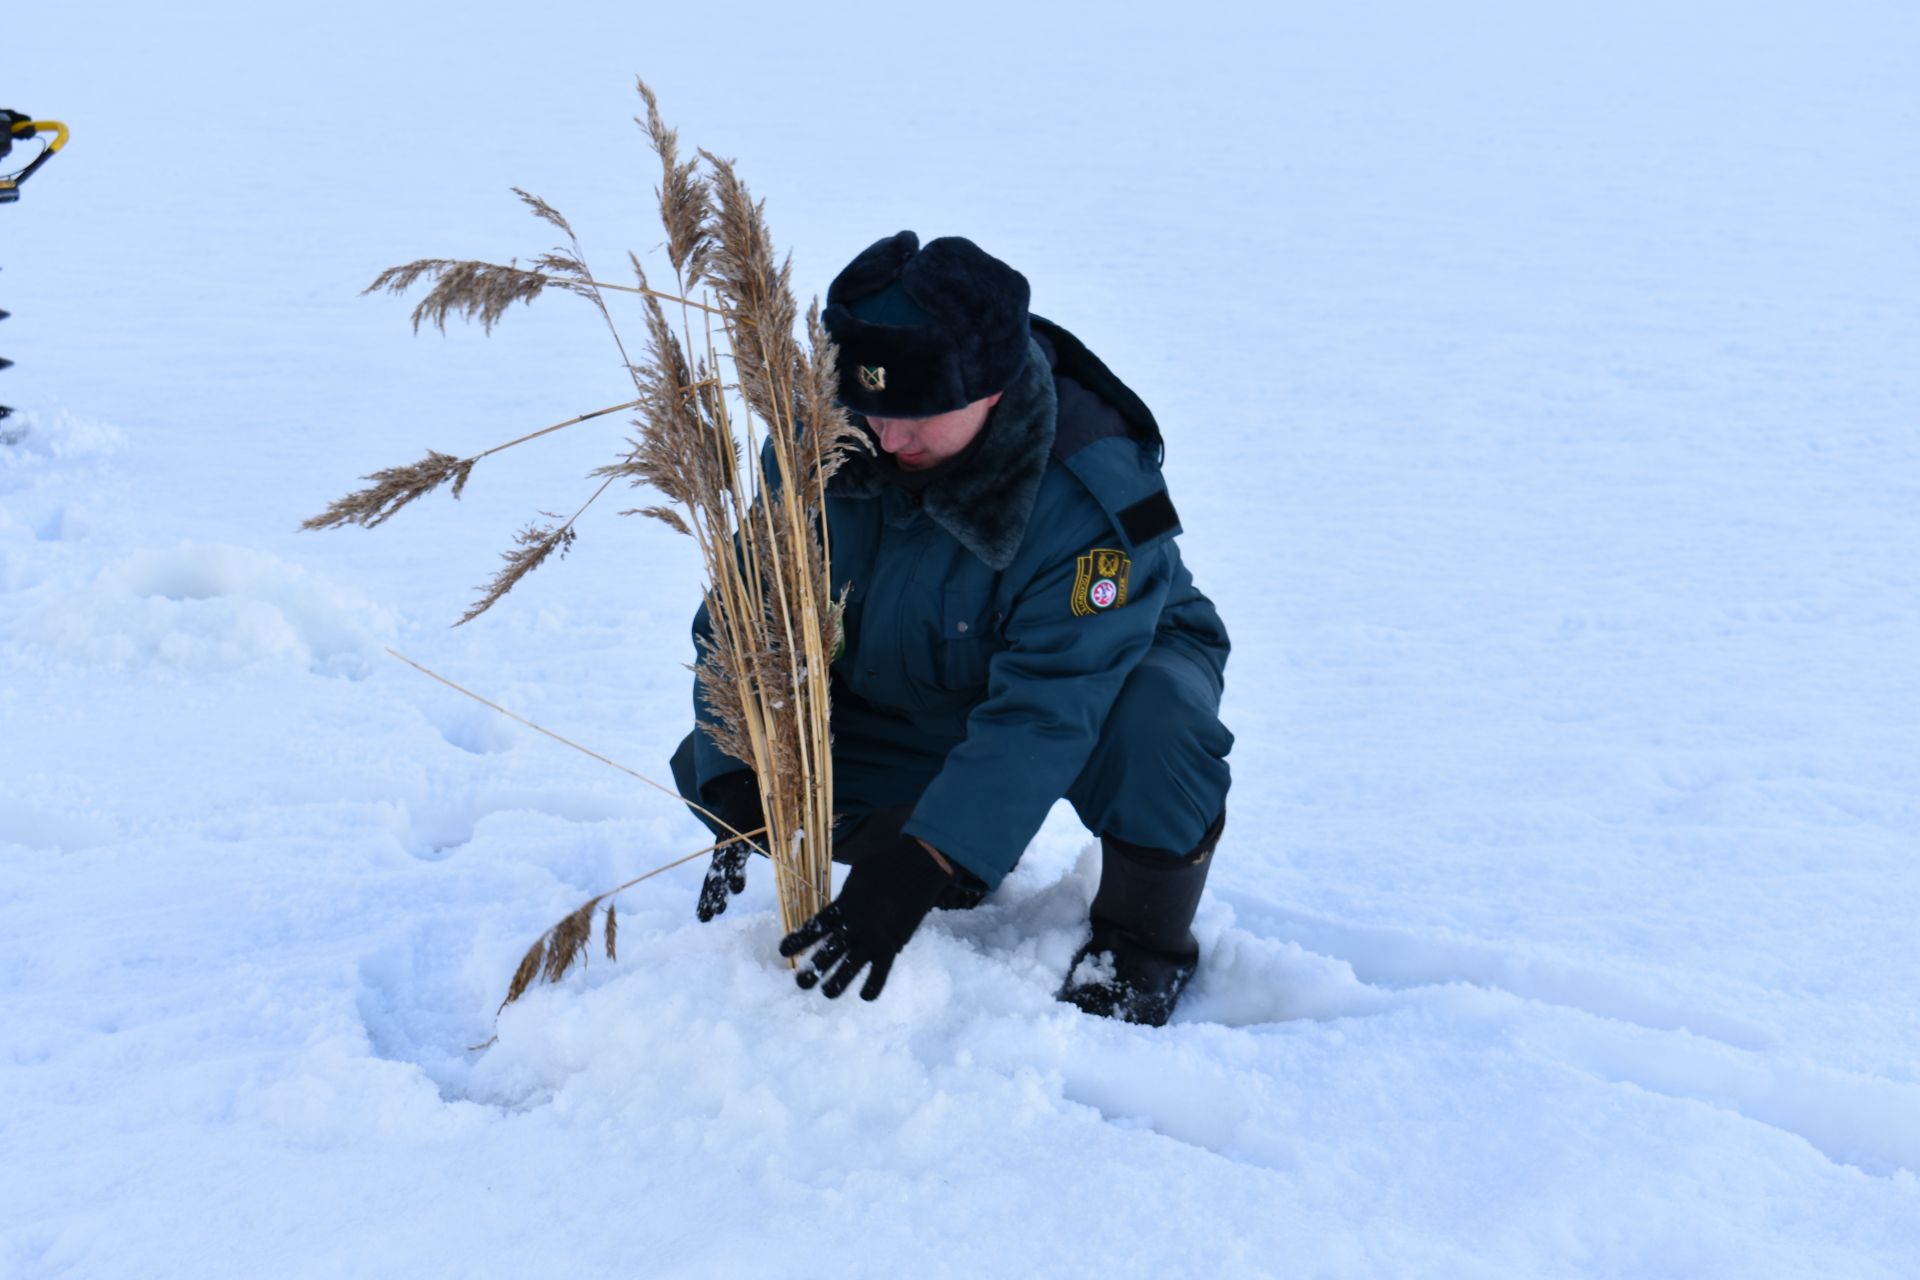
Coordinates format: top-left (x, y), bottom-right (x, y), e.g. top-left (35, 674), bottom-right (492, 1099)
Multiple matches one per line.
top-left (858, 364), bottom-right (886, 392)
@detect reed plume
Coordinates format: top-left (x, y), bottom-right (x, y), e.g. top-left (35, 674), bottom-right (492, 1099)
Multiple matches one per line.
top-left (301, 450), bottom-right (475, 530)
top-left (458, 518), bottom-right (577, 627)
top-left (634, 79), bottom-right (711, 287)
top-left (496, 827), bottom-right (768, 1012)
top-left (365, 258), bottom-right (570, 335)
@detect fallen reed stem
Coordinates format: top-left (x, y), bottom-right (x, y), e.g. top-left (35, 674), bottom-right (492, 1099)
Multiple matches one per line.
top-left (384, 647), bottom-right (765, 852)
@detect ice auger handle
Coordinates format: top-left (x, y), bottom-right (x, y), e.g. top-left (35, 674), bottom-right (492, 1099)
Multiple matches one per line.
top-left (1, 116), bottom-right (70, 203)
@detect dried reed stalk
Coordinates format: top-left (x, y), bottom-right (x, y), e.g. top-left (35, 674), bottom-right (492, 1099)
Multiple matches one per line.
top-left (365, 256), bottom-right (727, 327)
top-left (300, 398), bottom-right (641, 532)
top-left (317, 81), bottom-right (864, 998)
top-left (384, 646), bottom-right (761, 839)
top-left (595, 78), bottom-right (869, 934)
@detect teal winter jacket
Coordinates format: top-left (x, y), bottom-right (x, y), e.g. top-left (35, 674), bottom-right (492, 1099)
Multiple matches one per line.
top-left (689, 318), bottom-right (1229, 889)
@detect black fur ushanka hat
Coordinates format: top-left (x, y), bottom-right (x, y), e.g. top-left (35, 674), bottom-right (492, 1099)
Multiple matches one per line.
top-left (823, 231), bottom-right (1032, 419)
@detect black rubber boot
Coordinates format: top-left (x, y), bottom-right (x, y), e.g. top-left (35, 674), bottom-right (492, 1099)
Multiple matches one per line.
top-left (1058, 811), bottom-right (1224, 1027)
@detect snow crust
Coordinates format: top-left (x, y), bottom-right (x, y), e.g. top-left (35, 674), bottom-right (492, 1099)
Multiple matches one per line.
top-left (4, 1), bottom-right (1918, 1275)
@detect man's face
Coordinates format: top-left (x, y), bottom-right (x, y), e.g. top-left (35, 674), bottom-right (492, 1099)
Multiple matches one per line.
top-left (868, 391), bottom-right (1004, 471)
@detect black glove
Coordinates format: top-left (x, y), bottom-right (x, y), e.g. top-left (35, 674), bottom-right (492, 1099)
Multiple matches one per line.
top-left (778, 833), bottom-right (955, 1001)
top-left (695, 772), bottom-right (762, 923)
top-left (697, 836), bottom-right (755, 922)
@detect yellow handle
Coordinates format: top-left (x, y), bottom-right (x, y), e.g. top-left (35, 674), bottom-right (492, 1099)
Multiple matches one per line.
top-left (14, 120), bottom-right (70, 152)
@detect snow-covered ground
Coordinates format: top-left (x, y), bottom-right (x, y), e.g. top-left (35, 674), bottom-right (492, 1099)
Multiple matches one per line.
top-left (5, 2), bottom-right (1918, 1275)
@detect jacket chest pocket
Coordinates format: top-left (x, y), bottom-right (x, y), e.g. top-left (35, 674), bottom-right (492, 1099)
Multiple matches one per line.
top-left (938, 586), bottom-right (1001, 692)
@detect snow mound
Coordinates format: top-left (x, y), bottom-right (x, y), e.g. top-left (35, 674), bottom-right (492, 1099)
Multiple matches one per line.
top-left (0, 409), bottom-right (125, 464)
top-left (18, 542), bottom-right (395, 677)
top-left (0, 798), bottom-right (118, 853)
top-left (0, 410), bottom-right (127, 578)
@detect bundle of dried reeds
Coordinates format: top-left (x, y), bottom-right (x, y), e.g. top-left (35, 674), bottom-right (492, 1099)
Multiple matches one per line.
top-left (307, 80), bottom-right (865, 1005)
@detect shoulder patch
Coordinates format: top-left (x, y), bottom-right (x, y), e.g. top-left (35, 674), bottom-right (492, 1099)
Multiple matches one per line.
top-left (1071, 547), bottom-right (1132, 617)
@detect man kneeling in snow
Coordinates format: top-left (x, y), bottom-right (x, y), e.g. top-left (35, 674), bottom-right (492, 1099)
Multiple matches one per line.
top-left (670, 232), bottom-right (1232, 1026)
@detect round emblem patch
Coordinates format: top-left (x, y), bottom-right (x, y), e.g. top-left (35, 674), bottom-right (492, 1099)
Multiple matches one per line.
top-left (1071, 547), bottom-right (1132, 617)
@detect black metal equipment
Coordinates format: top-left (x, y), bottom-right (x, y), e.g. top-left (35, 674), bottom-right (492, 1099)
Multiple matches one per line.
top-left (2, 111), bottom-right (68, 203)
top-left (2, 110), bottom-right (70, 420)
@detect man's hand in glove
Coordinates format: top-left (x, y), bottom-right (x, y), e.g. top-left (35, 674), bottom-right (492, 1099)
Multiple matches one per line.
top-left (778, 834), bottom-right (955, 1001)
top-left (694, 772), bottom-right (763, 923)
top-left (696, 834), bottom-right (758, 922)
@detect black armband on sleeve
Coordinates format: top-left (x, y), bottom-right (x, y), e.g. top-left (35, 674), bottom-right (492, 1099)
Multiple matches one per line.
top-left (1118, 489), bottom-right (1180, 545)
